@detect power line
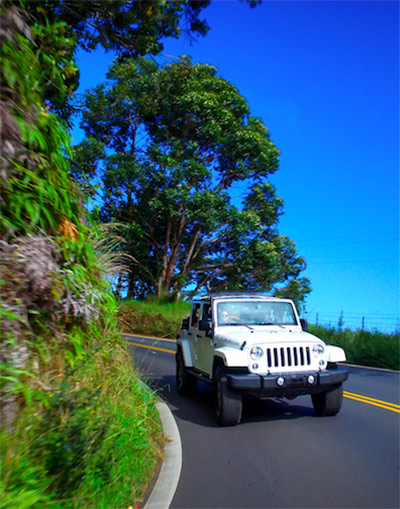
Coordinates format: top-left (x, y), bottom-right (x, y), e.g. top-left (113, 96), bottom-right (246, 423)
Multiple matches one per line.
top-left (307, 258), bottom-right (399, 265)
top-left (296, 238), bottom-right (399, 249)
top-left (295, 232), bottom-right (398, 244)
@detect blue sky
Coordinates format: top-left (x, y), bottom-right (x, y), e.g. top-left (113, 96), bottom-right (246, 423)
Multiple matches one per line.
top-left (72, 1), bottom-right (399, 332)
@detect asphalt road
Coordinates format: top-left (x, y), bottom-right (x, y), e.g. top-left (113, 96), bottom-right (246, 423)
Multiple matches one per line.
top-left (126, 335), bottom-right (400, 509)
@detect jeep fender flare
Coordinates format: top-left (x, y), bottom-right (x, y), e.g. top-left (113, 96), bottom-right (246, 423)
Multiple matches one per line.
top-left (326, 345), bottom-right (346, 363)
top-left (177, 339), bottom-right (194, 367)
top-left (213, 347), bottom-right (248, 369)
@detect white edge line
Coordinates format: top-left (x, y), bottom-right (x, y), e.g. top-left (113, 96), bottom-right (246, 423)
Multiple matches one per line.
top-left (143, 401), bottom-right (182, 509)
top-left (340, 362), bottom-right (399, 374)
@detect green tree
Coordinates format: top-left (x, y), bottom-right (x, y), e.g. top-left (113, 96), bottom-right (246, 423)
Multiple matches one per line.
top-left (11, 0), bottom-right (211, 119)
top-left (25, 0), bottom-right (211, 56)
top-left (18, 1), bottom-right (261, 120)
top-left (76, 57), bottom-right (310, 302)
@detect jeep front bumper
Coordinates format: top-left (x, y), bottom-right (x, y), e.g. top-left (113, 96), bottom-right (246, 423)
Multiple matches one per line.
top-left (226, 367), bottom-right (348, 397)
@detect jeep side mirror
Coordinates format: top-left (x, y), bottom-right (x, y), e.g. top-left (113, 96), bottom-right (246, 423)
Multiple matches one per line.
top-left (300, 318), bottom-right (308, 331)
top-left (199, 319), bottom-right (211, 332)
top-left (181, 316), bottom-right (190, 330)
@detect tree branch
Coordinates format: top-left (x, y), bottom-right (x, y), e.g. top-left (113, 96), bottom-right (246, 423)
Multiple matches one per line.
top-left (182, 227), bottom-right (201, 276)
top-left (193, 262), bottom-right (233, 272)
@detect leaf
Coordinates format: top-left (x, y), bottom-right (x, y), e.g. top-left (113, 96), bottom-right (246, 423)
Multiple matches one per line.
top-left (25, 200), bottom-right (41, 228)
top-left (58, 218), bottom-right (80, 239)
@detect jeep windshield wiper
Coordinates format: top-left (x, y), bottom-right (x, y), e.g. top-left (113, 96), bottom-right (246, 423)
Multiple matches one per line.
top-left (252, 322), bottom-right (286, 328)
top-left (228, 323), bottom-right (254, 330)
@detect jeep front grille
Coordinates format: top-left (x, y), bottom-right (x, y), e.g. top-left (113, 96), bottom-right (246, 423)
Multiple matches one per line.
top-left (266, 346), bottom-right (311, 369)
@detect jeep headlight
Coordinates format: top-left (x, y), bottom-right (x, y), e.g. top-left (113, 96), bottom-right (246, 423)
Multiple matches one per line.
top-left (313, 344), bottom-right (325, 357)
top-left (250, 346), bottom-right (264, 360)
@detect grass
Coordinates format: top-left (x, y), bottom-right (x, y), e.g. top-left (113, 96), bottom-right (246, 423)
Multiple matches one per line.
top-left (68, 342), bottom-right (164, 508)
top-left (118, 299), bottom-right (399, 371)
top-left (118, 298), bottom-right (191, 339)
top-left (1, 338), bottom-right (164, 508)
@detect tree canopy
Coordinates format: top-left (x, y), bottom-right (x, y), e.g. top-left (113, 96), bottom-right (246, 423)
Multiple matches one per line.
top-left (75, 57), bottom-right (311, 303)
top-left (24, 0), bottom-right (211, 56)
top-left (12, 0), bottom-right (210, 119)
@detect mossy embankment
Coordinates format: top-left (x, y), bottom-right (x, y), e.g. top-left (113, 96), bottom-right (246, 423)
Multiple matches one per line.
top-left (119, 300), bottom-right (399, 371)
top-left (118, 299), bottom-right (192, 339)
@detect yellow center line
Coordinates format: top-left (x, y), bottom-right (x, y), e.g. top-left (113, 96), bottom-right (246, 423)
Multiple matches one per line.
top-left (343, 392), bottom-right (400, 413)
top-left (344, 391), bottom-right (400, 409)
top-left (126, 340), bottom-right (399, 413)
top-left (126, 340), bottom-right (176, 355)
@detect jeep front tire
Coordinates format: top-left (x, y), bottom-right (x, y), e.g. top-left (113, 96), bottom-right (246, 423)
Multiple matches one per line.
top-left (311, 384), bottom-right (343, 416)
top-left (215, 365), bottom-right (242, 426)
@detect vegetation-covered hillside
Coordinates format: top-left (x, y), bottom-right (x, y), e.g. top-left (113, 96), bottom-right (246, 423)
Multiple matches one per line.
top-left (0, 4), bottom-right (163, 506)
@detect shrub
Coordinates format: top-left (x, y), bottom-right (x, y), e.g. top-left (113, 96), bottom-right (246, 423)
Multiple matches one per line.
top-left (309, 325), bottom-right (399, 371)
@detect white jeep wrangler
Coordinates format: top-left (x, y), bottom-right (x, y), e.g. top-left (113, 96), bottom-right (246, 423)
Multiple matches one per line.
top-left (176, 293), bottom-right (348, 426)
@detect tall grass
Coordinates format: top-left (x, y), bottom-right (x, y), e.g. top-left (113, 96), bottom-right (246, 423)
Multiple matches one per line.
top-left (1, 339), bottom-right (164, 508)
top-left (118, 299), bottom-right (191, 339)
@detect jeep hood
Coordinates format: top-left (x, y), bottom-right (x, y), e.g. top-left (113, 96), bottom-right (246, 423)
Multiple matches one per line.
top-left (214, 328), bottom-right (323, 347)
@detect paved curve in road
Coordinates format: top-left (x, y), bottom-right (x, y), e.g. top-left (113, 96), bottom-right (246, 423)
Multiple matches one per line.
top-left (126, 335), bottom-right (399, 509)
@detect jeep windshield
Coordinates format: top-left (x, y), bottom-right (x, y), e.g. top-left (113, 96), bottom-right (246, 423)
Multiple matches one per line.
top-left (216, 300), bottom-right (297, 327)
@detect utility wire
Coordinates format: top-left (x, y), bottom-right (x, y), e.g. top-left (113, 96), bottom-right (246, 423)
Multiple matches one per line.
top-left (295, 232), bottom-right (398, 244)
top-left (307, 258), bottom-right (399, 265)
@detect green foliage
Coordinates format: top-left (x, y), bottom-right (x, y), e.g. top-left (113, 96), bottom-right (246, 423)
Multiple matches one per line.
top-left (0, 438), bottom-right (55, 508)
top-left (8, 0), bottom-right (214, 120)
top-left (1, 7), bottom-right (82, 236)
top-left (24, 0), bottom-right (211, 57)
top-left (36, 385), bottom-right (107, 496)
top-left (69, 138), bottom-right (105, 199)
top-left (1, 4), bottom-right (163, 507)
top-left (0, 1), bottom-right (266, 506)
top-left (119, 299), bottom-right (191, 338)
top-left (273, 277), bottom-right (312, 313)
top-left (1, 342), bottom-right (163, 508)
top-left (30, 12), bottom-right (79, 120)
top-left (76, 57), bottom-right (310, 304)
top-left (309, 324), bottom-right (399, 371)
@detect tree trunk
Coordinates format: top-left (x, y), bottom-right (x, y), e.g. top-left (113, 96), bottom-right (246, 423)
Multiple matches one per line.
top-left (182, 228), bottom-right (201, 277)
top-left (164, 242), bottom-right (179, 293)
top-left (161, 208), bottom-right (186, 295)
top-left (160, 221), bottom-right (172, 296)
top-left (127, 272), bottom-right (135, 299)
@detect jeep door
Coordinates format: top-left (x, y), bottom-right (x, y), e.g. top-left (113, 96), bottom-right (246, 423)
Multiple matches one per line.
top-left (187, 303), bottom-right (201, 364)
top-left (194, 303), bottom-right (214, 375)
